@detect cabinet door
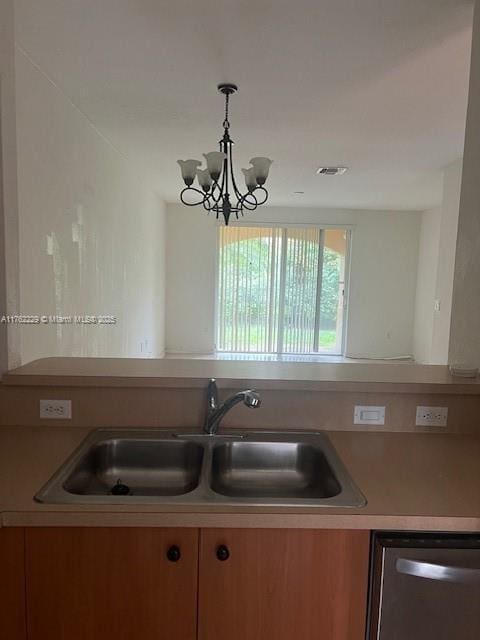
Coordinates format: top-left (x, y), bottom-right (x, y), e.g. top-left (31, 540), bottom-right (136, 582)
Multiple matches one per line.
top-left (0, 528), bottom-right (26, 640)
top-left (199, 528), bottom-right (370, 640)
top-left (26, 527), bottom-right (198, 640)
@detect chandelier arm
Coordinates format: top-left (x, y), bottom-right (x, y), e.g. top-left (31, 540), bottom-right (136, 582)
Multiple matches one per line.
top-left (180, 187), bottom-right (209, 207)
top-left (207, 182), bottom-right (220, 204)
top-left (204, 188), bottom-right (224, 216)
top-left (205, 175), bottom-right (226, 210)
top-left (252, 186), bottom-right (269, 206)
top-left (204, 188), bottom-right (225, 213)
top-left (239, 191), bottom-right (259, 211)
top-left (203, 189), bottom-right (225, 221)
top-left (222, 143), bottom-right (230, 205)
top-left (211, 140), bottom-right (228, 205)
top-left (218, 143), bottom-right (228, 195)
top-left (202, 195), bottom-right (215, 212)
top-left (233, 207), bottom-right (245, 221)
top-left (227, 142), bottom-right (247, 204)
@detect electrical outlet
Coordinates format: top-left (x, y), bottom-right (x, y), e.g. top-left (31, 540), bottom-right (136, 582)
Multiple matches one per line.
top-left (40, 399), bottom-right (72, 420)
top-left (415, 406), bottom-right (448, 427)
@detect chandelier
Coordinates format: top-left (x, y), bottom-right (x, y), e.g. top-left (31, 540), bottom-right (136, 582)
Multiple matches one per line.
top-left (177, 84), bottom-right (273, 226)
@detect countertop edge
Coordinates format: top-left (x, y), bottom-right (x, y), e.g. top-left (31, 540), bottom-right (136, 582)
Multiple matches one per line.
top-left (4, 358), bottom-right (480, 394)
top-left (3, 375), bottom-right (480, 395)
top-left (2, 511), bottom-right (479, 532)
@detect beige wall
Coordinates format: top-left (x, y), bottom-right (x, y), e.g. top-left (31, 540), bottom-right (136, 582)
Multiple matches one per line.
top-left (0, 0), bottom-right (21, 372)
top-left (165, 204), bottom-right (421, 358)
top-left (450, 0), bottom-right (480, 367)
top-left (1, 382), bottom-right (479, 435)
top-left (14, 49), bottom-right (167, 363)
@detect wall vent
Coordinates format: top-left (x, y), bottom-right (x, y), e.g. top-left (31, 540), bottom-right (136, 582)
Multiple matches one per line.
top-left (316, 167), bottom-right (348, 176)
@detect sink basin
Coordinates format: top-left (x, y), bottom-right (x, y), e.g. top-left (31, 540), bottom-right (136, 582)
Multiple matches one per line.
top-left (211, 441), bottom-right (341, 499)
top-left (64, 438), bottom-right (204, 497)
top-left (36, 429), bottom-right (366, 508)
top-left (37, 437), bottom-right (204, 501)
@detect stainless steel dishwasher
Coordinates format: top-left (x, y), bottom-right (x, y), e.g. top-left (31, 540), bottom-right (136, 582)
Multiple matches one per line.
top-left (368, 533), bottom-right (480, 640)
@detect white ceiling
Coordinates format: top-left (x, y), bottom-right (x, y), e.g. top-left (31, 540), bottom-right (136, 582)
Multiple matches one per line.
top-left (14, 0), bottom-right (474, 210)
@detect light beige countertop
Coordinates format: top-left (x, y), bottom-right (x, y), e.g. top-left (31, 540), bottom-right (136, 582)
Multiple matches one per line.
top-left (0, 426), bottom-right (479, 531)
top-left (5, 357), bottom-right (480, 394)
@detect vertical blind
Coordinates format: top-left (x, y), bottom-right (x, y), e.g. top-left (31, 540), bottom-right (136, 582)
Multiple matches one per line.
top-left (216, 226), bottom-right (347, 354)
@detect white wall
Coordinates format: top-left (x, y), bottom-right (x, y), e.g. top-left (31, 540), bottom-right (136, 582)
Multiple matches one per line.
top-left (0, 0), bottom-right (21, 372)
top-left (165, 204), bottom-right (421, 358)
top-left (431, 160), bottom-right (462, 363)
top-left (413, 207), bottom-right (442, 363)
top-left (449, 0), bottom-right (480, 367)
top-left (165, 205), bottom-right (216, 354)
top-left (345, 212), bottom-right (420, 359)
top-left (413, 160), bottom-right (462, 364)
top-left (15, 49), bottom-right (166, 363)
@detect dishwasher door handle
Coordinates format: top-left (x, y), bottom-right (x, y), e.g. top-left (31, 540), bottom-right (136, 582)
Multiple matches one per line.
top-left (396, 558), bottom-right (480, 585)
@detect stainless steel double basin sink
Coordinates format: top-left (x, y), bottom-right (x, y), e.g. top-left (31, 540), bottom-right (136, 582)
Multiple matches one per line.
top-left (36, 430), bottom-right (366, 508)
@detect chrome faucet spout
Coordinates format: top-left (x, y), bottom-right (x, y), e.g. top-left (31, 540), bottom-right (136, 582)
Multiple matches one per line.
top-left (203, 378), bottom-right (261, 435)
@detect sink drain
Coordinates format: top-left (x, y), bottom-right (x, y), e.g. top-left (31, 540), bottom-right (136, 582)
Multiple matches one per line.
top-left (110, 480), bottom-right (130, 496)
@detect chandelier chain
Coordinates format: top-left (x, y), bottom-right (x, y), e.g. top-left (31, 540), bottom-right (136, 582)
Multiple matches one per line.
top-left (223, 92), bottom-right (230, 129)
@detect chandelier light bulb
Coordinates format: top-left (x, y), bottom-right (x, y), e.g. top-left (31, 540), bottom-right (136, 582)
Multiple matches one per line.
top-left (203, 151), bottom-right (226, 181)
top-left (242, 167), bottom-right (257, 192)
top-left (196, 167), bottom-right (213, 192)
top-left (249, 157), bottom-right (273, 186)
top-left (177, 159), bottom-right (202, 186)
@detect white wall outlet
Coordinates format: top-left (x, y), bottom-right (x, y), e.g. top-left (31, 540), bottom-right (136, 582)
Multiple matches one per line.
top-left (354, 405), bottom-right (385, 425)
top-left (40, 399), bottom-right (72, 420)
top-left (415, 406), bottom-right (448, 427)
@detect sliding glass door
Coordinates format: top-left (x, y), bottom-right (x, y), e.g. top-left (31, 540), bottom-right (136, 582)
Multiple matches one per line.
top-left (216, 226), bottom-right (348, 355)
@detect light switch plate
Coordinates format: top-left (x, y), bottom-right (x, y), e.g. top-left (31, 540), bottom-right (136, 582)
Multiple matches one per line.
top-left (354, 405), bottom-right (385, 425)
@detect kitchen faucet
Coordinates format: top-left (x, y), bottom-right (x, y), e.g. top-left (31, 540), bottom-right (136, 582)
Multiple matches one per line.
top-left (203, 378), bottom-right (261, 435)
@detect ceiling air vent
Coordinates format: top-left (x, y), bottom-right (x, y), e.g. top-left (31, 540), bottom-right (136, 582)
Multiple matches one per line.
top-left (316, 167), bottom-right (348, 176)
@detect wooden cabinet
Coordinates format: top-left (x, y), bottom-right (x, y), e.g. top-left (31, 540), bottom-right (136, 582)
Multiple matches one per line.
top-left (0, 528), bottom-right (26, 640)
top-left (25, 528), bottom-right (198, 640)
top-left (21, 526), bottom-right (369, 640)
top-left (198, 528), bottom-right (370, 640)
